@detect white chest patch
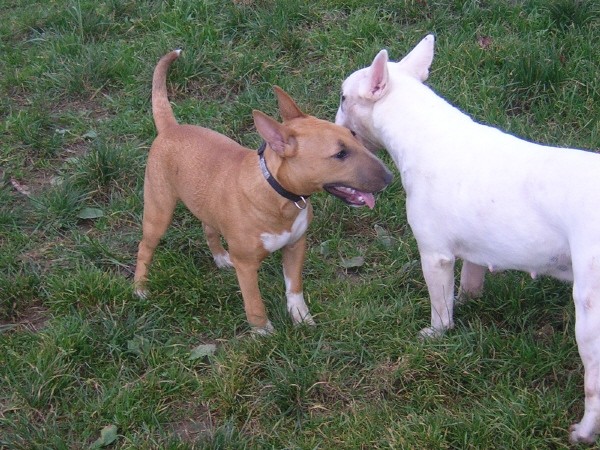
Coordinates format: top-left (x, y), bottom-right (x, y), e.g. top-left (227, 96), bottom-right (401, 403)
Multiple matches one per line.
top-left (261, 207), bottom-right (309, 253)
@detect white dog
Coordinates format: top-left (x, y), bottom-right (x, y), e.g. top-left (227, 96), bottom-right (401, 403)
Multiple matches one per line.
top-left (336, 34), bottom-right (600, 444)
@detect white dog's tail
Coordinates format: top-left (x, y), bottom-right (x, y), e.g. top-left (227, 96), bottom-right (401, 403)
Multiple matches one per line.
top-left (152, 49), bottom-right (181, 134)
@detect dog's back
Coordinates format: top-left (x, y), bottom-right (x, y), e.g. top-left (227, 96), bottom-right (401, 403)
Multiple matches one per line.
top-left (378, 58), bottom-right (600, 279)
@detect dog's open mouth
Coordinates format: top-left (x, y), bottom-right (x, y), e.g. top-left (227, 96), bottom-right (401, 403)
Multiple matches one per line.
top-left (324, 185), bottom-right (376, 209)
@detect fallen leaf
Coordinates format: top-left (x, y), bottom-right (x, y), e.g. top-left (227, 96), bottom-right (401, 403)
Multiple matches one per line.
top-left (189, 343), bottom-right (217, 361)
top-left (83, 130), bottom-right (98, 140)
top-left (90, 424), bottom-right (118, 448)
top-left (319, 240), bottom-right (335, 257)
top-left (340, 256), bottom-right (365, 269)
top-left (374, 224), bottom-right (395, 248)
top-left (77, 207), bottom-right (104, 220)
top-left (127, 335), bottom-right (151, 356)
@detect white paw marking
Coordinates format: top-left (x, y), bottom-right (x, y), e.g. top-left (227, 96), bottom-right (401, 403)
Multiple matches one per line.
top-left (213, 252), bottom-right (233, 269)
top-left (287, 292), bottom-right (315, 326)
top-left (251, 320), bottom-right (275, 336)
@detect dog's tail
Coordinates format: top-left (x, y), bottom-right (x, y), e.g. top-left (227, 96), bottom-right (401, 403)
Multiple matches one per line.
top-left (152, 49), bottom-right (181, 134)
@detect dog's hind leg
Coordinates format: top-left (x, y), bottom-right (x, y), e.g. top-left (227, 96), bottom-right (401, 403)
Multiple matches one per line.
top-left (419, 252), bottom-right (456, 337)
top-left (134, 186), bottom-right (177, 298)
top-left (570, 260), bottom-right (600, 444)
top-left (203, 224), bottom-right (233, 269)
top-left (458, 260), bottom-right (486, 302)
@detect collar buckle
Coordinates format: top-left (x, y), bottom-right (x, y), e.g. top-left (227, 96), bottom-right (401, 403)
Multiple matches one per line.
top-left (294, 196), bottom-right (308, 210)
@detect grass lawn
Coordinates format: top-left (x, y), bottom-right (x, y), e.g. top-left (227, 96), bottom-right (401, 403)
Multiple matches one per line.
top-left (1, 0), bottom-right (599, 448)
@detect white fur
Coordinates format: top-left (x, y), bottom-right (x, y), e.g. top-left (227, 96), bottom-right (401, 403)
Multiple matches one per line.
top-left (251, 320), bottom-right (274, 336)
top-left (285, 275), bottom-right (315, 325)
top-left (213, 252), bottom-right (233, 269)
top-left (261, 207), bottom-right (309, 253)
top-left (336, 34), bottom-right (600, 444)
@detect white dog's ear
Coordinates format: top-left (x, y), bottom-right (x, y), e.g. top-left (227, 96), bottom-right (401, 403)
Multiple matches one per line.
top-left (397, 34), bottom-right (435, 82)
top-left (253, 110), bottom-right (297, 157)
top-left (361, 49), bottom-right (389, 100)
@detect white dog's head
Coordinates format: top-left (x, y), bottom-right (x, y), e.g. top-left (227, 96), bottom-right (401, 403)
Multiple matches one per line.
top-left (335, 34), bottom-right (436, 152)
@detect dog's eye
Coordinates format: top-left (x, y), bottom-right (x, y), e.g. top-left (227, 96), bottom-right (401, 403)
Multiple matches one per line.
top-left (350, 130), bottom-right (356, 137)
top-left (341, 94), bottom-right (346, 103)
top-left (334, 149), bottom-right (348, 160)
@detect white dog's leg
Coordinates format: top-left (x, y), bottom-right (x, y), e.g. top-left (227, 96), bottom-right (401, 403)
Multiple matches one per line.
top-left (420, 252), bottom-right (456, 337)
top-left (458, 260), bottom-right (486, 301)
top-left (570, 268), bottom-right (600, 444)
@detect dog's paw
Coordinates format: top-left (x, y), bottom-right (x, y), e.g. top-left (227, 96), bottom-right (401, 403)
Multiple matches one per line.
top-left (250, 320), bottom-right (275, 336)
top-left (134, 287), bottom-right (148, 299)
top-left (569, 422), bottom-right (598, 445)
top-left (418, 326), bottom-right (446, 340)
top-left (287, 294), bottom-right (315, 326)
top-left (213, 252), bottom-right (234, 269)
top-left (290, 309), bottom-right (316, 327)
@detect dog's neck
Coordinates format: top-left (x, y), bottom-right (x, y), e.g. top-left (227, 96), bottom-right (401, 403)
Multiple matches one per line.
top-left (257, 142), bottom-right (310, 208)
top-left (376, 75), bottom-right (475, 166)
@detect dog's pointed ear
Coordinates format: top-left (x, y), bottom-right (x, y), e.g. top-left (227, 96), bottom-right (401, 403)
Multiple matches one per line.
top-left (273, 86), bottom-right (306, 122)
top-left (253, 110), bottom-right (297, 157)
top-left (361, 49), bottom-right (389, 101)
top-left (397, 34), bottom-right (435, 82)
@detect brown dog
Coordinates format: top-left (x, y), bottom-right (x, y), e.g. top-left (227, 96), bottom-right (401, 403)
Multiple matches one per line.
top-left (134, 50), bottom-right (392, 334)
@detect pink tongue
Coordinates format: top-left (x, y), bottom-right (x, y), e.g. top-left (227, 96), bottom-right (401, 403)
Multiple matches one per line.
top-left (362, 192), bottom-right (375, 209)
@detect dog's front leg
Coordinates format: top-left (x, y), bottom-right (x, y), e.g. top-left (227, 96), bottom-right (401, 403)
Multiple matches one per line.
top-left (570, 276), bottom-right (600, 444)
top-left (419, 252), bottom-right (456, 338)
top-left (232, 257), bottom-right (274, 335)
top-left (282, 235), bottom-right (315, 326)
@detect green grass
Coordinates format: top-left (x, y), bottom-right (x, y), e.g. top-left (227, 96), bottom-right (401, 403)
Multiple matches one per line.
top-left (1, 0), bottom-right (599, 447)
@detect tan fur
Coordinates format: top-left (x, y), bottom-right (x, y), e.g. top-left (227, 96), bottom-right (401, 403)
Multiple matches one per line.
top-left (134, 50), bottom-right (392, 333)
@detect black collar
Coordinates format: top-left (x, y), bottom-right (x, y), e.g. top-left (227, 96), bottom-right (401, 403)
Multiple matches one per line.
top-left (257, 142), bottom-right (309, 209)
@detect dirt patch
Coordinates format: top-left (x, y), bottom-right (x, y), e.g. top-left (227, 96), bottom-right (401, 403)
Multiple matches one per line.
top-left (0, 303), bottom-right (51, 333)
top-left (170, 402), bottom-right (215, 443)
top-left (9, 169), bottom-right (60, 198)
